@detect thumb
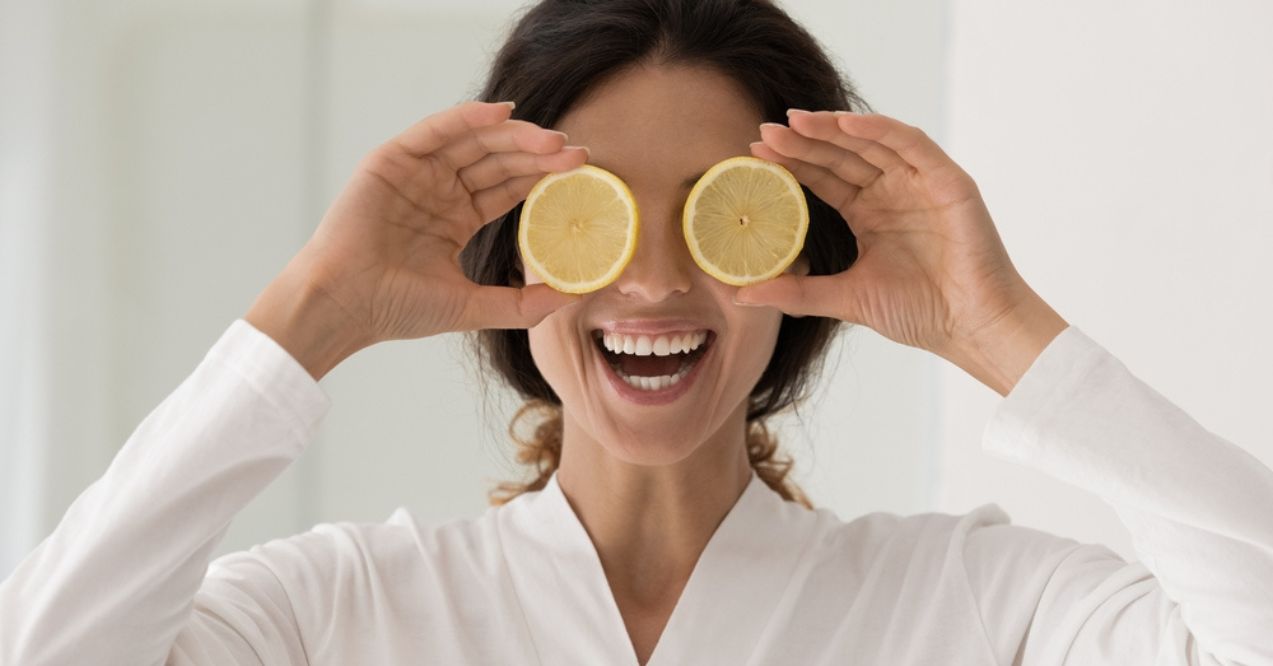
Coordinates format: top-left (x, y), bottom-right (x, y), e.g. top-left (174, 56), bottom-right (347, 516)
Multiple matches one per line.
top-left (734, 274), bottom-right (863, 324)
top-left (466, 283), bottom-right (581, 330)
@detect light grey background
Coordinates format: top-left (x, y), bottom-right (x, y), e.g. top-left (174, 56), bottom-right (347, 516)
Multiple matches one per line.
top-left (2, 0), bottom-right (1270, 578)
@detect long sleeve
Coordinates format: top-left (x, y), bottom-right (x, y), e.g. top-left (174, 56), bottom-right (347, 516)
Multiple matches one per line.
top-left (0, 320), bottom-right (331, 666)
top-left (965, 326), bottom-right (1273, 665)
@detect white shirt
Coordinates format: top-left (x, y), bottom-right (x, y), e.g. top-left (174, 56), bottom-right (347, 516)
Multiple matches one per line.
top-left (2, 319), bottom-right (1271, 665)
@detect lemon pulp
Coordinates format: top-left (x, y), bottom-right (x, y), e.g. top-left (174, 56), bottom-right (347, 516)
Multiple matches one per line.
top-left (683, 156), bottom-right (808, 286)
top-left (518, 165), bottom-right (639, 294)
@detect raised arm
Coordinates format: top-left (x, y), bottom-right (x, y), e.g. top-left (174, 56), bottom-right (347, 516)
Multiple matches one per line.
top-left (739, 108), bottom-right (1273, 662)
top-left (0, 320), bottom-right (327, 665)
top-left (966, 324), bottom-right (1273, 664)
top-left (0, 100), bottom-right (586, 665)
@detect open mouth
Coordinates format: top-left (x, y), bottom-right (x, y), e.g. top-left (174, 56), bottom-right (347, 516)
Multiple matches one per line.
top-left (591, 329), bottom-right (715, 393)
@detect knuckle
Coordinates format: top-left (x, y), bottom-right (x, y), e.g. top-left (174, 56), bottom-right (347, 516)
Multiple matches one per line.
top-left (359, 146), bottom-right (405, 177)
top-left (496, 151), bottom-right (517, 174)
top-left (359, 146), bottom-right (392, 170)
top-left (501, 178), bottom-right (521, 200)
top-left (457, 166), bottom-right (477, 192)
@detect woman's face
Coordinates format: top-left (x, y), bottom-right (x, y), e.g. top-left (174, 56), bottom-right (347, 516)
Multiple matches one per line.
top-left (524, 64), bottom-right (800, 466)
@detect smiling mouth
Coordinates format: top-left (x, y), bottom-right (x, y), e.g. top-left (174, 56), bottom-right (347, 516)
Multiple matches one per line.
top-left (591, 330), bottom-right (715, 392)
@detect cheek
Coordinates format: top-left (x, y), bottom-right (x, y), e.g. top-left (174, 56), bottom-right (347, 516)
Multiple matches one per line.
top-left (728, 307), bottom-right (785, 377)
top-left (527, 325), bottom-right (561, 381)
top-left (527, 315), bottom-right (585, 400)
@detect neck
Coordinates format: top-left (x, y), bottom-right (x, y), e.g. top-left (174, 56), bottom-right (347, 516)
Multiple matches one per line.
top-left (554, 403), bottom-right (753, 605)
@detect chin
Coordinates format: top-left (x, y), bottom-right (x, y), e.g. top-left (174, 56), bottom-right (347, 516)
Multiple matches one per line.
top-left (595, 421), bottom-right (707, 467)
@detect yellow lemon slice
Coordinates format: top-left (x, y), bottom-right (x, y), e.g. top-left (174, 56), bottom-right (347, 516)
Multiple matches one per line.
top-left (518, 164), bottom-right (640, 294)
top-left (683, 156), bottom-right (809, 286)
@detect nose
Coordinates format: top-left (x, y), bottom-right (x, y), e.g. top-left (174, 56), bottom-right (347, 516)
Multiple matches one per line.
top-left (613, 203), bottom-right (694, 302)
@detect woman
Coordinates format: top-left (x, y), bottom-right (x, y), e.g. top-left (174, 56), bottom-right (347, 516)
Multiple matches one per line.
top-left (3, 0), bottom-right (1271, 664)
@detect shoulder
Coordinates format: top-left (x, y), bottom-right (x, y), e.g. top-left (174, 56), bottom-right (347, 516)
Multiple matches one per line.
top-left (196, 503), bottom-right (543, 654)
top-left (206, 503), bottom-right (509, 597)
top-left (808, 501), bottom-right (1128, 609)
top-left (811, 502), bottom-right (1012, 564)
top-left (806, 501), bottom-right (1119, 586)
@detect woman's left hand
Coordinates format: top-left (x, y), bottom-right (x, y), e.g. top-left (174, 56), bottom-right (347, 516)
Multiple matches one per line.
top-left (737, 109), bottom-right (1068, 395)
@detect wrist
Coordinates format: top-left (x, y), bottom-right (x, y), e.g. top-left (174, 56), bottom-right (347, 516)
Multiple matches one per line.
top-left (245, 256), bottom-right (372, 381)
top-left (938, 289), bottom-right (1069, 397)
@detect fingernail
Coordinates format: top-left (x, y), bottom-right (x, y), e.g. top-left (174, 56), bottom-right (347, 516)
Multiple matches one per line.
top-left (498, 100), bottom-right (517, 109)
top-left (565, 145), bottom-right (589, 154)
top-left (787, 108), bottom-right (811, 116)
top-left (549, 130), bottom-right (569, 140)
top-left (759, 122), bottom-right (787, 131)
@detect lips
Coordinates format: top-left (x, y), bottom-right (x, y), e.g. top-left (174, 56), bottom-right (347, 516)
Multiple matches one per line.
top-left (590, 329), bottom-right (715, 405)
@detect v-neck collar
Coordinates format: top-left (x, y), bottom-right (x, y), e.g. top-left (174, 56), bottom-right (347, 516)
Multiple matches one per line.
top-left (496, 470), bottom-right (823, 665)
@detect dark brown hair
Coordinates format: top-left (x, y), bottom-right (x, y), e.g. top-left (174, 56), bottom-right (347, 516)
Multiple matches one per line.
top-left (460, 0), bottom-right (867, 507)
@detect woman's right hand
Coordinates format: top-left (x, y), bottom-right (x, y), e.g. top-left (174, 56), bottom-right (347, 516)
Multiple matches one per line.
top-left (246, 101), bottom-right (588, 379)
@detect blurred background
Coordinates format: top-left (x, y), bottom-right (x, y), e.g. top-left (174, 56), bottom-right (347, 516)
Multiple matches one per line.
top-left (2, 0), bottom-right (1271, 579)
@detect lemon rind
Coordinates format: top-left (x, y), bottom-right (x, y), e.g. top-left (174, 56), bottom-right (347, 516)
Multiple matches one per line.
top-left (518, 164), bottom-right (640, 294)
top-left (682, 156), bottom-right (809, 287)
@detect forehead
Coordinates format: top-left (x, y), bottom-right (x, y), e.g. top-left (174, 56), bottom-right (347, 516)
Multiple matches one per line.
top-left (554, 64), bottom-right (763, 185)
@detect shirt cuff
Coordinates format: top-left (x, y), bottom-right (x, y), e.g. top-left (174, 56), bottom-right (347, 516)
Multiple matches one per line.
top-left (981, 325), bottom-right (1105, 464)
top-left (204, 318), bottom-right (333, 438)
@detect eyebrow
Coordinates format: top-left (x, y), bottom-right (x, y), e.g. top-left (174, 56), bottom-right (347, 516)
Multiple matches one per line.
top-left (590, 162), bottom-right (705, 190)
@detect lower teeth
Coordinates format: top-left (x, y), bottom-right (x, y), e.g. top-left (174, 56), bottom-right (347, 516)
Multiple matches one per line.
top-left (614, 359), bottom-right (694, 392)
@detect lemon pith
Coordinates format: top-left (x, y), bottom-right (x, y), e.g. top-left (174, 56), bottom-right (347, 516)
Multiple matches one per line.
top-left (518, 164), bottom-right (640, 294)
top-left (682, 156), bottom-right (809, 286)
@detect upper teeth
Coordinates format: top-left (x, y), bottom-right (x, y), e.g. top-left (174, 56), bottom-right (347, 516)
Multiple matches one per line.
top-left (600, 331), bottom-right (709, 356)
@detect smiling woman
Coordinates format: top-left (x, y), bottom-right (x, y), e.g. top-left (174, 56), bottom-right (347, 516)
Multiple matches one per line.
top-left (3, 0), bottom-right (1273, 665)
top-left (461, 1), bottom-right (862, 512)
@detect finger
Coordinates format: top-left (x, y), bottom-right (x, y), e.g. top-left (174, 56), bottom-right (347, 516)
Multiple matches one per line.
top-left (470, 173), bottom-right (545, 223)
top-left (749, 141), bottom-right (859, 212)
top-left (458, 145), bottom-right (589, 192)
top-left (835, 112), bottom-right (953, 173)
top-left (393, 100), bottom-right (516, 157)
top-left (784, 110), bottom-right (903, 179)
top-left (784, 110), bottom-right (907, 172)
top-left (463, 283), bottom-right (582, 330)
top-left (437, 120), bottom-right (571, 171)
top-left (761, 119), bottom-right (890, 186)
top-left (734, 273), bottom-right (865, 325)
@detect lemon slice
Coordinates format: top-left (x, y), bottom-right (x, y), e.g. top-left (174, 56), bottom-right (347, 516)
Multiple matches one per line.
top-left (518, 164), bottom-right (640, 294)
top-left (683, 156), bottom-right (809, 286)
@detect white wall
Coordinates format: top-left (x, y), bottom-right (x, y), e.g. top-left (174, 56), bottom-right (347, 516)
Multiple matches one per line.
top-left (0, 0), bottom-right (57, 573)
top-left (936, 0), bottom-right (1273, 559)
top-left (2, 0), bottom-right (319, 573)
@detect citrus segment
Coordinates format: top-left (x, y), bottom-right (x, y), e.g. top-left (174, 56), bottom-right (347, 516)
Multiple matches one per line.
top-left (683, 156), bottom-right (809, 286)
top-left (518, 165), bottom-right (639, 294)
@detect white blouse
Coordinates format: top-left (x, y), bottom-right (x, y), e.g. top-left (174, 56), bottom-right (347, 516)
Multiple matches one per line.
top-left (2, 319), bottom-right (1271, 665)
